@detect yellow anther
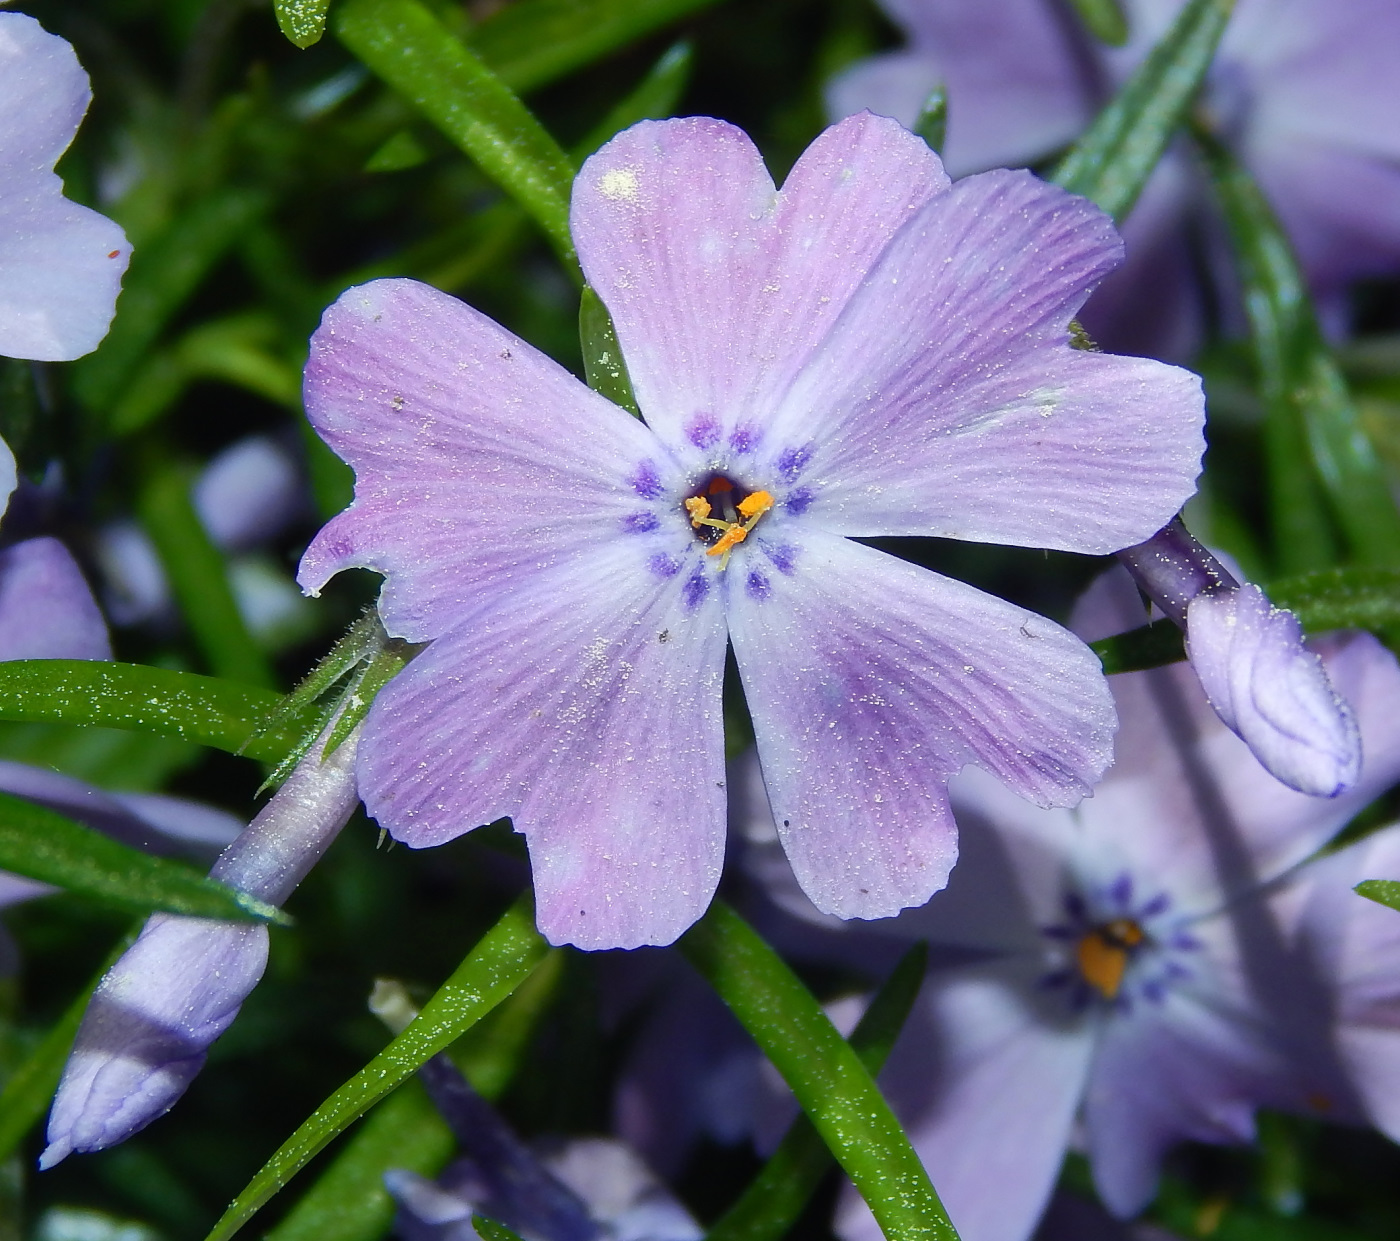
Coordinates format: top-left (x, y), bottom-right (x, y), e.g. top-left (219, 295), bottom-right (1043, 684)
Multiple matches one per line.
top-left (1075, 919), bottom-right (1145, 999)
top-left (707, 523), bottom-right (749, 558)
top-left (737, 490), bottom-right (775, 522)
top-left (684, 496), bottom-right (712, 527)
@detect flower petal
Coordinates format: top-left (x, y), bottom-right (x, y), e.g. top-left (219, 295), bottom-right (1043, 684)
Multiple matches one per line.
top-left (0, 536), bottom-right (111, 661)
top-left (358, 541), bottom-right (729, 950)
top-left (835, 959), bottom-right (1095, 1241)
top-left (297, 278), bottom-right (664, 642)
top-left (1276, 824), bottom-right (1400, 1141)
top-left (827, 0), bottom-right (1094, 178)
top-left (767, 168), bottom-right (1203, 552)
top-left (1186, 583), bottom-right (1359, 797)
top-left (572, 114), bottom-right (949, 457)
top-left (1082, 929), bottom-right (1282, 1217)
top-left (0, 14), bottom-right (130, 362)
top-left (727, 531), bottom-right (1115, 920)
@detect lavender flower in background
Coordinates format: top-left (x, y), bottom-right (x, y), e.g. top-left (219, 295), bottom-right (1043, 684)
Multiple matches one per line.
top-left (738, 567), bottom-right (1400, 1241)
top-left (0, 11), bottom-right (130, 362)
top-left (1269, 822), bottom-right (1400, 1146)
top-left (40, 722), bottom-right (362, 1167)
top-left (1117, 518), bottom-right (1359, 796)
top-left (828, 0), bottom-right (1400, 357)
top-left (93, 434), bottom-right (313, 646)
top-left (298, 112), bottom-right (1205, 951)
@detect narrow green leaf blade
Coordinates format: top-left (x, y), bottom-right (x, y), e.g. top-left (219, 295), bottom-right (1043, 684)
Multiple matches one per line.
top-left (1356, 879), bottom-right (1400, 912)
top-left (580, 286), bottom-right (639, 414)
top-left (1067, 0), bottom-right (1129, 45)
top-left (912, 86), bottom-right (947, 155)
top-left (0, 924), bottom-right (140, 1162)
top-left (1051, 0), bottom-right (1233, 221)
top-left (265, 950), bottom-right (562, 1241)
top-left (1091, 618), bottom-right (1186, 675)
top-left (1195, 128), bottom-right (1400, 570)
top-left (1267, 568), bottom-right (1400, 633)
top-left (0, 660), bottom-right (310, 762)
top-left (470, 0), bottom-right (722, 95)
top-left (334, 0), bottom-right (578, 272)
top-left (681, 903), bottom-right (958, 1241)
top-left (276, 0), bottom-right (333, 47)
top-left (262, 1084), bottom-right (452, 1241)
top-left (0, 791), bottom-right (282, 922)
top-left (708, 943), bottom-right (929, 1241)
top-left (203, 895), bottom-right (550, 1241)
top-left (137, 461), bottom-right (277, 690)
top-left (471, 1217), bottom-right (526, 1241)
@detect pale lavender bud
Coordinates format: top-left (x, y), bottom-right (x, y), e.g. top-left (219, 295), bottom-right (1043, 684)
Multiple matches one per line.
top-left (1119, 518), bottom-right (1360, 797)
top-left (1187, 584), bottom-right (1360, 798)
top-left (40, 724), bottom-right (361, 1168)
top-left (0, 537), bottom-right (111, 661)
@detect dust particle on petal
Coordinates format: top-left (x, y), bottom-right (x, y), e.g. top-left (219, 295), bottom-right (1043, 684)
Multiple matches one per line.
top-left (599, 168), bottom-right (640, 202)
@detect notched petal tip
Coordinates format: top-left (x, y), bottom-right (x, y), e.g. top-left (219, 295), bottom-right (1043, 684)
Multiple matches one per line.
top-left (1186, 585), bottom-right (1361, 797)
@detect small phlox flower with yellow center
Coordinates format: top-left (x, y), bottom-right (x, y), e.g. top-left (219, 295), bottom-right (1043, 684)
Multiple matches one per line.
top-left (735, 565), bottom-right (1400, 1241)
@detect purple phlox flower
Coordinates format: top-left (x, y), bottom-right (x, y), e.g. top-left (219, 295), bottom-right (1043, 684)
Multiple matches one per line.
top-left (828, 0), bottom-right (1400, 355)
top-left (297, 112), bottom-right (1204, 951)
top-left (1115, 518), bottom-right (1358, 796)
top-left (41, 722), bottom-right (362, 1167)
top-left (388, 1046), bottom-right (701, 1241)
top-left (734, 567), bottom-right (1400, 1241)
top-left (93, 434), bottom-right (311, 641)
top-left (0, 12), bottom-right (130, 362)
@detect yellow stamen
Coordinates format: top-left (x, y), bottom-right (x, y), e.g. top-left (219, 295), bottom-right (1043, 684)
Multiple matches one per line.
top-left (737, 489), bottom-right (775, 521)
top-left (707, 523), bottom-right (749, 558)
top-left (1075, 919), bottom-right (1144, 999)
top-left (684, 496), bottom-right (712, 527)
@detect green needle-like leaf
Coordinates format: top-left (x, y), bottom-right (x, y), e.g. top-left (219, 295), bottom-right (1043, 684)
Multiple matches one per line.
top-left (262, 1084), bottom-right (452, 1241)
top-left (137, 461), bottom-right (277, 690)
top-left (1091, 618), bottom-right (1187, 675)
top-left (0, 660), bottom-right (312, 762)
top-left (580, 285), bottom-right (640, 414)
top-left (912, 86), bottom-right (948, 155)
top-left (1051, 0), bottom-right (1233, 222)
top-left (470, 0), bottom-right (723, 95)
top-left (203, 895), bottom-right (550, 1241)
top-left (0, 791), bottom-right (284, 923)
top-left (1067, 0), bottom-right (1129, 45)
top-left (334, 0), bottom-right (578, 273)
top-left (265, 951), bottom-right (563, 1241)
top-left (1195, 127), bottom-right (1400, 572)
top-left (681, 902), bottom-right (958, 1241)
top-left (0, 924), bottom-right (140, 1162)
top-left (708, 943), bottom-right (929, 1241)
top-left (276, 0), bottom-right (333, 47)
top-left (1356, 880), bottom-right (1400, 912)
top-left (1267, 568), bottom-right (1400, 633)
top-left (471, 1217), bottom-right (526, 1241)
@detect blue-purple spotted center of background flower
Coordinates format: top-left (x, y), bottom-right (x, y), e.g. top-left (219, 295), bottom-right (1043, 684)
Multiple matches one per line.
top-left (619, 427), bottom-right (816, 610)
top-left (1039, 871), bottom-right (1201, 1015)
